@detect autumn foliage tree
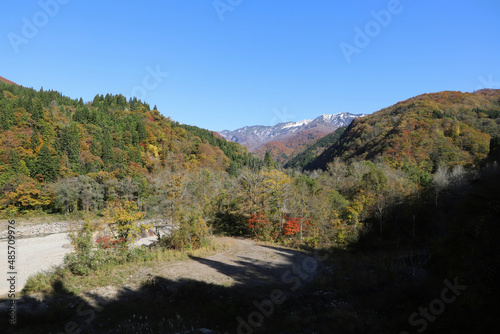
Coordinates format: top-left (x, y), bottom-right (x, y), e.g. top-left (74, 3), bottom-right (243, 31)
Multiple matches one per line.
top-left (282, 216), bottom-right (303, 236)
top-left (103, 200), bottom-right (146, 243)
top-left (247, 212), bottom-right (276, 241)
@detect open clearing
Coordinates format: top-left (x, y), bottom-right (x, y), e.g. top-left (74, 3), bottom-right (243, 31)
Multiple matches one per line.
top-left (0, 220), bottom-right (321, 301)
top-left (84, 236), bottom-right (321, 301)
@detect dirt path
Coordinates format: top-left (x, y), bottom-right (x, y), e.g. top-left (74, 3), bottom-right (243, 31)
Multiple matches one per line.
top-left (154, 237), bottom-right (317, 286)
top-left (87, 237), bottom-right (322, 300)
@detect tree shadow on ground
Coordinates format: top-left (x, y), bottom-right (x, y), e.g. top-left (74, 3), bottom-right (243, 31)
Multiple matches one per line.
top-left (187, 243), bottom-right (322, 291)
top-left (0, 252), bottom-right (343, 334)
top-left (1, 239), bottom-right (498, 334)
top-left (0, 239), bottom-right (399, 334)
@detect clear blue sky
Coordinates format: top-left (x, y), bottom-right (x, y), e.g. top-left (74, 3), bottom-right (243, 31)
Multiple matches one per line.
top-left (2, 0), bottom-right (500, 131)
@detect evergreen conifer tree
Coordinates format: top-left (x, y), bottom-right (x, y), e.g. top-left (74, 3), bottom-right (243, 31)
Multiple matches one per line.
top-left (31, 131), bottom-right (41, 152)
top-left (35, 143), bottom-right (60, 181)
top-left (101, 129), bottom-right (114, 167)
top-left (30, 98), bottom-right (44, 121)
top-left (264, 151), bottom-right (275, 169)
top-left (0, 101), bottom-right (14, 130)
top-left (61, 123), bottom-right (81, 168)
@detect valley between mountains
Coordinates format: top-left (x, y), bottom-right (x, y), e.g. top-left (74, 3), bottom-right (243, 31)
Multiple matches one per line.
top-left (0, 78), bottom-right (499, 333)
top-left (219, 112), bottom-right (365, 164)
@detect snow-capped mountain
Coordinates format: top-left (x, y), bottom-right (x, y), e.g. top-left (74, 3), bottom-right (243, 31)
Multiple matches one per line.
top-left (219, 112), bottom-right (366, 151)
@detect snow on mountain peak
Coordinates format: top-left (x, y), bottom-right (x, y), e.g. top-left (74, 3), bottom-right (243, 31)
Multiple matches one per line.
top-left (219, 112), bottom-right (364, 150)
top-left (282, 118), bottom-right (313, 129)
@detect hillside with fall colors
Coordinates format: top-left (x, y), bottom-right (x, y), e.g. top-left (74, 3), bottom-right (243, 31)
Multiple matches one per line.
top-left (307, 89), bottom-right (500, 179)
top-left (253, 128), bottom-right (333, 164)
top-left (284, 126), bottom-right (346, 170)
top-left (0, 81), bottom-right (257, 215)
top-left (1, 81), bottom-right (500, 333)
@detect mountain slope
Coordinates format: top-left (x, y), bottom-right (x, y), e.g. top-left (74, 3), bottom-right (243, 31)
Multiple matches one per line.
top-left (307, 90), bottom-right (500, 174)
top-left (219, 113), bottom-right (365, 152)
top-left (284, 126), bottom-right (346, 170)
top-left (0, 76), bottom-right (18, 85)
top-left (0, 81), bottom-right (256, 213)
top-left (253, 128), bottom-right (342, 164)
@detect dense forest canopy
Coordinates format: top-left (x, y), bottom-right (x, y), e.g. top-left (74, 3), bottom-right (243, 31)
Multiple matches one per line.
top-left (0, 81), bottom-right (259, 215)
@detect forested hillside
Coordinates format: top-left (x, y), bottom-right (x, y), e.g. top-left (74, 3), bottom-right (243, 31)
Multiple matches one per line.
top-left (284, 126), bottom-right (346, 170)
top-left (0, 81), bottom-right (255, 215)
top-left (1, 81), bottom-right (499, 333)
top-left (308, 90), bottom-right (500, 179)
top-left (254, 129), bottom-right (339, 164)
top-left (170, 122), bottom-right (260, 175)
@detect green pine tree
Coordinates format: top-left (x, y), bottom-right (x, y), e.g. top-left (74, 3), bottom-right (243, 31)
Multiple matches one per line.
top-left (72, 105), bottom-right (89, 123)
top-left (31, 131), bottom-right (41, 152)
top-left (35, 143), bottom-right (60, 181)
top-left (61, 122), bottom-right (81, 168)
top-left (29, 98), bottom-right (44, 121)
top-left (0, 101), bottom-right (15, 130)
top-left (101, 129), bottom-right (115, 168)
top-left (264, 151), bottom-right (275, 169)
top-left (136, 120), bottom-right (147, 141)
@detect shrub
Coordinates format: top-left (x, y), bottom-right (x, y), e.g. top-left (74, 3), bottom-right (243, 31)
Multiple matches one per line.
top-left (23, 271), bottom-right (56, 295)
top-left (162, 214), bottom-right (212, 250)
top-left (247, 212), bottom-right (279, 241)
top-left (103, 200), bottom-right (146, 244)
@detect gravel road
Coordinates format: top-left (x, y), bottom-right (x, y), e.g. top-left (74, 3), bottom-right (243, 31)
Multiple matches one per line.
top-left (0, 219), bottom-right (166, 298)
top-left (0, 232), bottom-right (72, 297)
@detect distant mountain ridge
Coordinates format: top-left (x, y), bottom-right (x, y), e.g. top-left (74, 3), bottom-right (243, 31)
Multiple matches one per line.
top-left (219, 112), bottom-right (366, 152)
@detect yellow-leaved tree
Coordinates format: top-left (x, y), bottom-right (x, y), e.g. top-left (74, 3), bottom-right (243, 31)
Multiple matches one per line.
top-left (103, 200), bottom-right (146, 244)
top-left (262, 169), bottom-right (293, 234)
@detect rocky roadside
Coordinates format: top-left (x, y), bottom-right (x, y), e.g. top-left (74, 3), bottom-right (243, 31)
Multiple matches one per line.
top-left (0, 220), bottom-right (75, 240)
top-left (0, 218), bottom-right (173, 240)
